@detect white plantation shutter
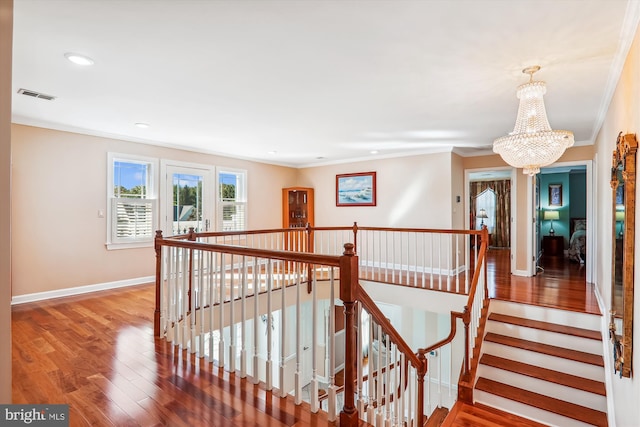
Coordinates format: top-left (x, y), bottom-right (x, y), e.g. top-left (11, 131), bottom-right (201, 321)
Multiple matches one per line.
top-left (218, 169), bottom-right (247, 231)
top-left (111, 198), bottom-right (156, 242)
top-left (219, 202), bottom-right (246, 231)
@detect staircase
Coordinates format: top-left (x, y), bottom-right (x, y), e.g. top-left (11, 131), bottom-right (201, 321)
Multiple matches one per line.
top-left (474, 299), bottom-right (608, 427)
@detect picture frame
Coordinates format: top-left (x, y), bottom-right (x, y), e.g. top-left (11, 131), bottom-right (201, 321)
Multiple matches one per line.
top-left (336, 172), bottom-right (376, 207)
top-left (549, 183), bottom-right (562, 207)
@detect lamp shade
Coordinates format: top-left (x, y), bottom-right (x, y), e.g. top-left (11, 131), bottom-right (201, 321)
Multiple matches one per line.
top-left (543, 210), bottom-right (559, 220)
top-left (477, 208), bottom-right (488, 219)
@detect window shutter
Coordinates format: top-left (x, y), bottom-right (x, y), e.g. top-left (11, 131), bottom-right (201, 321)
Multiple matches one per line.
top-left (111, 198), bottom-right (156, 242)
top-left (219, 202), bottom-right (246, 231)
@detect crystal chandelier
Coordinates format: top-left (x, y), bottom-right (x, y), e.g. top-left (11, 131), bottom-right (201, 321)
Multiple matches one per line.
top-left (493, 66), bottom-right (574, 176)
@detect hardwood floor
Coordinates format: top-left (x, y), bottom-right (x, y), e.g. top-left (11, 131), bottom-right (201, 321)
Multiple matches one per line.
top-left (12, 285), bottom-right (345, 427)
top-left (445, 249), bottom-right (602, 427)
top-left (488, 249), bottom-right (599, 315)
top-left (11, 249), bottom-right (596, 426)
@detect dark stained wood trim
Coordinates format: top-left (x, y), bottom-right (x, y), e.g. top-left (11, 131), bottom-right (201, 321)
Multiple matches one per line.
top-left (475, 378), bottom-right (607, 427)
top-left (479, 354), bottom-right (606, 396)
top-left (488, 312), bottom-right (602, 340)
top-left (484, 333), bottom-right (604, 367)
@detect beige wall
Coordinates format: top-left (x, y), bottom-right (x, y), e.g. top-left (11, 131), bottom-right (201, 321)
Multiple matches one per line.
top-left (298, 151), bottom-right (454, 228)
top-left (11, 124), bottom-right (297, 297)
top-left (0, 0), bottom-right (12, 404)
top-left (593, 21), bottom-right (640, 425)
top-left (451, 153), bottom-right (465, 229)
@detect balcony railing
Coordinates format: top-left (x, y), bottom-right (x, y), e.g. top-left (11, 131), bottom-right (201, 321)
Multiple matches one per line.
top-left (154, 224), bottom-right (488, 426)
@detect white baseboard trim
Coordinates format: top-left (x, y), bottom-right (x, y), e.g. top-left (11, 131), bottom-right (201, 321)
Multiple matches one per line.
top-left (512, 269), bottom-right (530, 277)
top-left (11, 276), bottom-right (155, 305)
top-left (593, 283), bottom-right (616, 427)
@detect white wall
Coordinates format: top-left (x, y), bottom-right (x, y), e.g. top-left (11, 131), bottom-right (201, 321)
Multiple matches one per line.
top-left (593, 18), bottom-right (640, 426)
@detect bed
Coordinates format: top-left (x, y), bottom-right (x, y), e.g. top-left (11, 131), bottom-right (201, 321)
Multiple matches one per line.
top-left (567, 218), bottom-right (586, 263)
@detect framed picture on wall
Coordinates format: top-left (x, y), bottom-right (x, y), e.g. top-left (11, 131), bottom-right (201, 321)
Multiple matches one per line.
top-left (336, 172), bottom-right (376, 206)
top-left (549, 183), bottom-right (563, 207)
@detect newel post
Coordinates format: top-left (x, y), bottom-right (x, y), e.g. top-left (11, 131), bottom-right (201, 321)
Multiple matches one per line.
top-left (417, 352), bottom-right (427, 427)
top-left (352, 222), bottom-right (358, 254)
top-left (306, 223), bottom-right (314, 293)
top-left (339, 243), bottom-right (359, 426)
top-left (462, 306), bottom-right (471, 381)
top-left (187, 227), bottom-right (196, 311)
top-left (154, 230), bottom-right (163, 337)
top-left (305, 222), bottom-right (313, 253)
top-left (482, 225), bottom-right (489, 296)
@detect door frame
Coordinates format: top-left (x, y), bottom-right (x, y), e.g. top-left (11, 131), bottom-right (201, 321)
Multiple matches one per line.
top-left (532, 160), bottom-right (593, 282)
top-left (160, 159), bottom-right (215, 236)
top-left (464, 167), bottom-right (516, 274)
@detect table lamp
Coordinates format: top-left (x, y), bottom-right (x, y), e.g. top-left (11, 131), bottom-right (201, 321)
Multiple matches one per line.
top-left (543, 210), bottom-right (559, 235)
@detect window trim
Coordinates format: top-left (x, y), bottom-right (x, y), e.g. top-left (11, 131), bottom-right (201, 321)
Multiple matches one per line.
top-left (216, 167), bottom-right (248, 231)
top-left (107, 153), bottom-right (159, 250)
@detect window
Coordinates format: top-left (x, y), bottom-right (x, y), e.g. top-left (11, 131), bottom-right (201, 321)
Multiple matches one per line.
top-left (107, 153), bottom-right (158, 249)
top-left (475, 189), bottom-right (496, 232)
top-left (218, 169), bottom-right (246, 231)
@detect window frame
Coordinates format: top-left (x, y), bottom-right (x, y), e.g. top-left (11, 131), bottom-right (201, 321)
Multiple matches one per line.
top-left (217, 167), bottom-right (247, 231)
top-left (107, 153), bottom-right (159, 250)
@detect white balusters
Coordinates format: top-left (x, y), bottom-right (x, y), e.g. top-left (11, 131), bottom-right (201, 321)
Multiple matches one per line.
top-left (295, 262), bottom-right (302, 405)
top-left (279, 261), bottom-right (287, 398)
top-left (252, 256), bottom-right (260, 385)
top-left (266, 260), bottom-right (273, 391)
top-left (228, 254), bottom-right (236, 372)
top-left (218, 252), bottom-right (225, 368)
top-left (240, 256), bottom-right (248, 378)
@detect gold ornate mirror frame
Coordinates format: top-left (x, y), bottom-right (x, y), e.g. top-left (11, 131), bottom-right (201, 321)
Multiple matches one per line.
top-left (610, 132), bottom-right (637, 378)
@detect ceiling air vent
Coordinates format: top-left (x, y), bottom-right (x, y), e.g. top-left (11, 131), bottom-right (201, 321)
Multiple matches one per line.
top-left (17, 88), bottom-right (56, 101)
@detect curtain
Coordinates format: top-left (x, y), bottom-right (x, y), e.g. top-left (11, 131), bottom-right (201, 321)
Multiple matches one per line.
top-left (470, 179), bottom-right (511, 248)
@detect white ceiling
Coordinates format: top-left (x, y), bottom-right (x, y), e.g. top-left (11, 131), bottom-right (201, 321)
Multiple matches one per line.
top-left (11, 0), bottom-right (640, 168)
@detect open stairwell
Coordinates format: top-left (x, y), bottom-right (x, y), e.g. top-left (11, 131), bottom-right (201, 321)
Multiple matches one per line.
top-left (474, 299), bottom-right (608, 427)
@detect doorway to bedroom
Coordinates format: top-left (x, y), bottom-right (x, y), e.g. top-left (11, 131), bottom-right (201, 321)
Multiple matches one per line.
top-left (537, 165), bottom-right (588, 274)
top-left (468, 169), bottom-right (513, 272)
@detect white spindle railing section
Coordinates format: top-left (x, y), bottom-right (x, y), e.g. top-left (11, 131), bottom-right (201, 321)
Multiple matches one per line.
top-left (154, 225), bottom-right (489, 427)
top-left (312, 225), bottom-right (481, 295)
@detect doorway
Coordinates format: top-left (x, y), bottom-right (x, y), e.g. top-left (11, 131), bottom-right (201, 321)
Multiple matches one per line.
top-left (536, 164), bottom-right (588, 275)
top-left (161, 161), bottom-right (215, 236)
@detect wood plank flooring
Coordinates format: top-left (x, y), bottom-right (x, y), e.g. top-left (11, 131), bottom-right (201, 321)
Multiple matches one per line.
top-left (11, 249), bottom-right (596, 426)
top-left (444, 249), bottom-right (601, 427)
top-left (12, 285), bottom-right (354, 427)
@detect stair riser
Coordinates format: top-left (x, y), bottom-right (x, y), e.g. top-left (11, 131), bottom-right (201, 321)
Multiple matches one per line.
top-left (481, 341), bottom-right (605, 381)
top-left (485, 321), bottom-right (603, 355)
top-left (476, 365), bottom-right (606, 412)
top-left (489, 300), bottom-right (600, 330)
top-left (474, 389), bottom-right (599, 427)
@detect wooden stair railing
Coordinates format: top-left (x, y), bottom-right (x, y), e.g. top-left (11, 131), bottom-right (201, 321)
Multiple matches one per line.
top-left (154, 225), bottom-right (489, 426)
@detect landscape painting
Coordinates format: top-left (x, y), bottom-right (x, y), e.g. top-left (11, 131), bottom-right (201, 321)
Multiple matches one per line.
top-left (336, 172), bottom-right (376, 207)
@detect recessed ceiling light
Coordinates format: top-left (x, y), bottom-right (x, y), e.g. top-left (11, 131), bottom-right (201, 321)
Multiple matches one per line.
top-left (134, 122), bottom-right (150, 129)
top-left (370, 150), bottom-right (379, 154)
top-left (64, 52), bottom-right (94, 66)
top-left (267, 150), bottom-right (277, 155)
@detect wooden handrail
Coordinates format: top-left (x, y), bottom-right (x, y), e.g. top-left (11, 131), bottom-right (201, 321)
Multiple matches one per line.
top-left (155, 225), bottom-right (489, 424)
top-left (416, 226), bottom-right (489, 380)
top-left (155, 231), bottom-right (341, 266)
top-left (356, 286), bottom-right (422, 369)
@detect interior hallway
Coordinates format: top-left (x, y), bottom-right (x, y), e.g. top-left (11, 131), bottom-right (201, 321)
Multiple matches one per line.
top-left (11, 248), bottom-right (595, 426)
